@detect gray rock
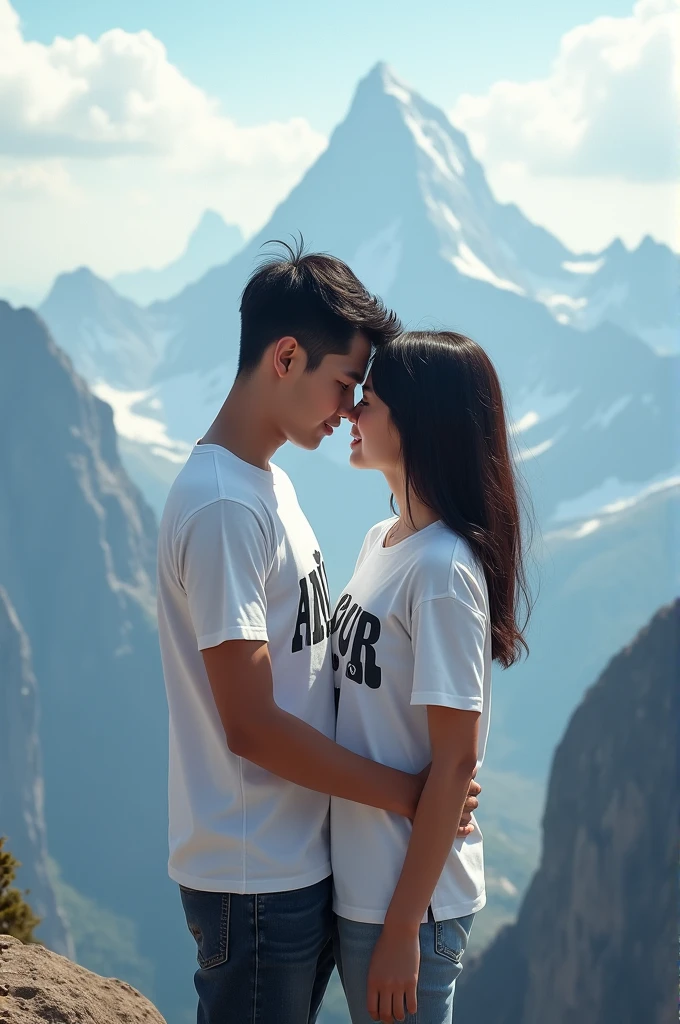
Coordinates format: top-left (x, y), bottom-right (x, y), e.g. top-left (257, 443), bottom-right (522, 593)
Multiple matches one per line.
top-left (455, 600), bottom-right (679, 1024)
top-left (0, 589), bottom-right (73, 957)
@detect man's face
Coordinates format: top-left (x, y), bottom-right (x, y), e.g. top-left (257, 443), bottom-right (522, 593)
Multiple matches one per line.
top-left (277, 332), bottom-right (372, 450)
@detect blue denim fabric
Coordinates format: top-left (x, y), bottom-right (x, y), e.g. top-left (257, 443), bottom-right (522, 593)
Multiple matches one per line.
top-left (179, 875), bottom-right (334, 1024)
top-left (334, 912), bottom-right (475, 1024)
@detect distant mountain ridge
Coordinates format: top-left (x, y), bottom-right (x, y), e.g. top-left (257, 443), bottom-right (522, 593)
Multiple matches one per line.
top-left (547, 234), bottom-right (679, 354)
top-left (39, 267), bottom-right (170, 390)
top-left (456, 600), bottom-right (679, 1024)
top-left (34, 62), bottom-right (679, 790)
top-left (142, 63), bottom-right (676, 525)
top-left (111, 210), bottom-right (245, 305)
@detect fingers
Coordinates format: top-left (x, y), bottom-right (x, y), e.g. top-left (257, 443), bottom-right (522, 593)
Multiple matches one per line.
top-left (406, 980), bottom-right (418, 1016)
top-left (367, 981), bottom-right (380, 1022)
top-left (379, 989), bottom-right (401, 1024)
top-left (469, 777), bottom-right (482, 796)
top-left (457, 822), bottom-right (475, 837)
top-left (369, 987), bottom-right (409, 1023)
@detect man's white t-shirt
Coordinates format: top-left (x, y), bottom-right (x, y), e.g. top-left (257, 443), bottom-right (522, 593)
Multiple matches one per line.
top-left (331, 518), bottom-right (492, 924)
top-left (157, 443), bottom-right (335, 894)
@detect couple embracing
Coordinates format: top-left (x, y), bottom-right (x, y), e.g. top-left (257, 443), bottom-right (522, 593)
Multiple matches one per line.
top-left (156, 240), bottom-right (530, 1024)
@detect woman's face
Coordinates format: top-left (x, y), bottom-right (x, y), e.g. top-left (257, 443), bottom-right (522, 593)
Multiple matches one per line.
top-left (348, 374), bottom-right (402, 472)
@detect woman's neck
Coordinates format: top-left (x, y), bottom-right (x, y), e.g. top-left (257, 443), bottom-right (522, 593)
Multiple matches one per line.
top-left (384, 468), bottom-right (440, 534)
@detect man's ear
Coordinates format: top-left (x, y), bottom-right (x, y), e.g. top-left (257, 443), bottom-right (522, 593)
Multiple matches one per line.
top-left (273, 336), bottom-right (300, 378)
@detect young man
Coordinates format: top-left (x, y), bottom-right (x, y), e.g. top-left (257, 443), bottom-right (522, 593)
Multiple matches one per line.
top-left (156, 242), bottom-right (481, 1024)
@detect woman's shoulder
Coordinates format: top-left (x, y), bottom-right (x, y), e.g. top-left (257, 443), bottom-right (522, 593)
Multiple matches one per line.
top-left (416, 525), bottom-right (488, 614)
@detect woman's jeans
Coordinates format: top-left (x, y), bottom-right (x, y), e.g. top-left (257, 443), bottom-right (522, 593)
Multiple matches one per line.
top-left (179, 875), bottom-right (334, 1024)
top-left (335, 912), bottom-right (475, 1024)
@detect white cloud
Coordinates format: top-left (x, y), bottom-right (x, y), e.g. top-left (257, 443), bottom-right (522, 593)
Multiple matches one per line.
top-left (0, 158), bottom-right (78, 200)
top-left (0, 0), bottom-right (330, 297)
top-left (451, 0), bottom-right (680, 182)
top-left (0, 0), bottom-right (326, 171)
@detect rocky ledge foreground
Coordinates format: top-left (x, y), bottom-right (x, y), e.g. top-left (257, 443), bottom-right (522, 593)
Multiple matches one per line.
top-left (0, 936), bottom-right (166, 1023)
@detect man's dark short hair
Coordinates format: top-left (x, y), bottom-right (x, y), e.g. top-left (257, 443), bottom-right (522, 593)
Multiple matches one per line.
top-left (238, 236), bottom-right (401, 375)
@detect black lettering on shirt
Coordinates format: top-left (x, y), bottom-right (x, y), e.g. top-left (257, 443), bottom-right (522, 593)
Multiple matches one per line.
top-left (331, 591), bottom-right (383, 689)
top-left (346, 611), bottom-right (382, 688)
top-left (291, 577), bottom-right (311, 653)
top-left (291, 552), bottom-right (332, 653)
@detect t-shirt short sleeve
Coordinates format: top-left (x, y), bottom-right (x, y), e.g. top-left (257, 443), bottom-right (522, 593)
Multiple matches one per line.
top-left (410, 594), bottom-right (486, 711)
top-left (175, 499), bottom-right (272, 650)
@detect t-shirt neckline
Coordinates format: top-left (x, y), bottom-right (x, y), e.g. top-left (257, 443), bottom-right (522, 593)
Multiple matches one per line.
top-left (378, 518), bottom-right (443, 554)
top-left (193, 441), bottom-right (274, 482)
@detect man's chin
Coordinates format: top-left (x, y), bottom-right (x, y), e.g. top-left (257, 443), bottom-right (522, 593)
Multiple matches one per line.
top-left (287, 432), bottom-right (324, 452)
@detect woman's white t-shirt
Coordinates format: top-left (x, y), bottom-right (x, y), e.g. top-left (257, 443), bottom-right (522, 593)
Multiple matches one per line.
top-left (331, 517), bottom-right (492, 924)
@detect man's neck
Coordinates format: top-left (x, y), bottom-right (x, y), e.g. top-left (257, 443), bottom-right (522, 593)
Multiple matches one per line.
top-left (199, 376), bottom-right (285, 472)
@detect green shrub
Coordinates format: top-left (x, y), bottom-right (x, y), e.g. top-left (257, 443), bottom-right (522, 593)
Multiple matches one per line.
top-left (0, 837), bottom-right (40, 942)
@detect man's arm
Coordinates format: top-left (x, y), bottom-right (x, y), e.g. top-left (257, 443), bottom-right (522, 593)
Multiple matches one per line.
top-left (202, 638), bottom-right (422, 817)
top-left (180, 502), bottom-right (480, 825)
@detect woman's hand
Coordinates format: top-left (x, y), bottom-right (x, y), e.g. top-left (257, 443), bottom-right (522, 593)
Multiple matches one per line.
top-left (412, 767), bottom-right (480, 836)
top-left (366, 922), bottom-right (420, 1023)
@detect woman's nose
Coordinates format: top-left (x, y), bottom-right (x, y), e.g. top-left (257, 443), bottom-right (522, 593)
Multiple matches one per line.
top-left (344, 402), bottom-right (360, 423)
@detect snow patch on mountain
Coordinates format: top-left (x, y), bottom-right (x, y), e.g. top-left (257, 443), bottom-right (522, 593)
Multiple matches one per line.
top-left (584, 395), bottom-right (632, 430)
top-left (451, 243), bottom-right (525, 294)
top-left (553, 471), bottom-right (680, 523)
top-left (351, 220), bottom-right (403, 296)
top-left (562, 259), bottom-right (604, 275)
top-left (403, 112), bottom-right (466, 180)
top-left (516, 436), bottom-right (557, 462)
top-left (510, 385), bottom-right (580, 431)
top-left (92, 383), bottom-right (191, 464)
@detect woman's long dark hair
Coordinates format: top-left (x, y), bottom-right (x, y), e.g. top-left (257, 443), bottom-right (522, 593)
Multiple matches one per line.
top-left (370, 331), bottom-right (532, 667)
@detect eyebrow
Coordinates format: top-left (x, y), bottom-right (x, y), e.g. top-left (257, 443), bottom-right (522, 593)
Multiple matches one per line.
top-left (344, 370), bottom-right (365, 383)
top-left (362, 383), bottom-right (373, 393)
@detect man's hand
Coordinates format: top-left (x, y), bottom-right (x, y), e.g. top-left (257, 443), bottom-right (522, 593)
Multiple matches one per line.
top-left (457, 773), bottom-right (481, 837)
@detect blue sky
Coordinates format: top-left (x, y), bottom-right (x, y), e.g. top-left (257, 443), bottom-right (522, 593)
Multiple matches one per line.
top-left (14, 0), bottom-right (636, 133)
top-left (2, 0), bottom-right (677, 300)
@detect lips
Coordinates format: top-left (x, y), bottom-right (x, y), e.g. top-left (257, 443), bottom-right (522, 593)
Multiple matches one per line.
top-left (350, 432), bottom-right (362, 448)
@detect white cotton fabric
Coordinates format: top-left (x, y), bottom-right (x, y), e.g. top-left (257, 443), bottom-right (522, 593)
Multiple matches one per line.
top-left (157, 444), bottom-right (334, 894)
top-left (331, 518), bottom-right (492, 924)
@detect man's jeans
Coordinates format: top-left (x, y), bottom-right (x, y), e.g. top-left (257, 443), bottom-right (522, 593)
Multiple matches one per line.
top-left (179, 876), bottom-right (334, 1024)
top-left (335, 912), bottom-right (475, 1024)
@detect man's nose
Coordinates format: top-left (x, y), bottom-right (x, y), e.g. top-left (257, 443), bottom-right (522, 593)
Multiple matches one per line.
top-left (341, 402), bottom-right (359, 423)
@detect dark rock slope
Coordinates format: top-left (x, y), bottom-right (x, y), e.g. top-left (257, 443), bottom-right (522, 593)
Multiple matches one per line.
top-left (456, 600), bottom-right (679, 1024)
top-left (0, 302), bottom-right (192, 1017)
top-left (0, 587), bottom-right (72, 956)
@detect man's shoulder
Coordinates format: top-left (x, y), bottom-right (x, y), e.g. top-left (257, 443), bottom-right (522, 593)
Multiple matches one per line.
top-left (162, 449), bottom-right (271, 539)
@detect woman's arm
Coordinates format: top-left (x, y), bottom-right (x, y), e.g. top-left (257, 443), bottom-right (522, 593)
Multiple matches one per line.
top-left (366, 705), bottom-right (480, 1024)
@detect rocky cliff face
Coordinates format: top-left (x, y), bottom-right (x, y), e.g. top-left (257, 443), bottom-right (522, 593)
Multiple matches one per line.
top-left (456, 600), bottom-right (679, 1024)
top-left (0, 302), bottom-right (192, 1018)
top-left (0, 588), bottom-right (72, 957)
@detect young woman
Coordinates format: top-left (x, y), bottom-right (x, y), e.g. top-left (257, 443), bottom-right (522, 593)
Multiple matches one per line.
top-left (330, 331), bottom-right (531, 1024)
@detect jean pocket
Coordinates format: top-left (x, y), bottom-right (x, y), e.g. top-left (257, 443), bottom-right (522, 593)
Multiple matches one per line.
top-left (179, 886), bottom-right (230, 969)
top-left (434, 914), bottom-right (475, 964)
